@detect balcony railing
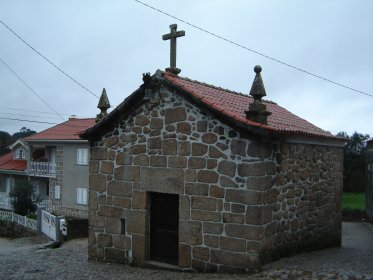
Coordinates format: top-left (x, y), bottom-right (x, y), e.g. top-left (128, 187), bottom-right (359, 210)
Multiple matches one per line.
top-left (0, 192), bottom-right (12, 210)
top-left (0, 192), bottom-right (51, 212)
top-left (28, 161), bottom-right (56, 177)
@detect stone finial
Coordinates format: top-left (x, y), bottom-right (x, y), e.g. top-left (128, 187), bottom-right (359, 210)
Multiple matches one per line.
top-left (96, 88), bottom-right (111, 123)
top-left (245, 65), bottom-right (271, 124)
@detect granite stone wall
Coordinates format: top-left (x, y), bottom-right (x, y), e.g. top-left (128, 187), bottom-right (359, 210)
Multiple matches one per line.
top-left (49, 145), bottom-right (63, 209)
top-left (87, 89), bottom-right (343, 272)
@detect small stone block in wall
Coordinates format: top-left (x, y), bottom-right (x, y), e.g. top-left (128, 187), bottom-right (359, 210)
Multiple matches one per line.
top-left (91, 147), bottom-right (108, 160)
top-left (165, 107), bottom-right (187, 124)
top-left (220, 236), bottom-right (246, 252)
top-left (105, 247), bottom-right (127, 264)
top-left (132, 190), bottom-right (147, 209)
top-left (192, 246), bottom-right (210, 261)
top-left (98, 206), bottom-right (124, 218)
top-left (90, 174), bottom-right (106, 192)
top-left (97, 233), bottom-right (112, 247)
top-left (127, 210), bottom-right (146, 235)
top-left (106, 217), bottom-right (122, 234)
top-left (112, 235), bottom-right (131, 250)
top-left (178, 244), bottom-right (191, 267)
top-left (179, 221), bottom-right (202, 245)
top-left (107, 181), bottom-right (132, 197)
top-left (225, 224), bottom-right (263, 240)
top-left (225, 189), bottom-right (262, 205)
top-left (132, 234), bottom-right (146, 265)
top-left (197, 170), bottom-right (219, 183)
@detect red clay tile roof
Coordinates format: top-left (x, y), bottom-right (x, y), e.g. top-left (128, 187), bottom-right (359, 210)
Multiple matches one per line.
top-left (0, 152), bottom-right (26, 172)
top-left (163, 71), bottom-right (336, 139)
top-left (25, 118), bottom-right (96, 141)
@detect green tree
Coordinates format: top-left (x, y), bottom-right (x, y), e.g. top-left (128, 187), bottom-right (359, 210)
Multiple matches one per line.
top-left (0, 131), bottom-right (12, 156)
top-left (337, 131), bottom-right (370, 192)
top-left (10, 180), bottom-right (36, 216)
top-left (11, 127), bottom-right (36, 142)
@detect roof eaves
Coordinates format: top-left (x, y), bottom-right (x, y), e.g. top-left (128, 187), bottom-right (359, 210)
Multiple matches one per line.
top-left (160, 74), bottom-right (280, 141)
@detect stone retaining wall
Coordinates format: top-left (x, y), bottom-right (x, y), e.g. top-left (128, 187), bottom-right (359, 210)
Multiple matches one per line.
top-left (87, 89), bottom-right (343, 272)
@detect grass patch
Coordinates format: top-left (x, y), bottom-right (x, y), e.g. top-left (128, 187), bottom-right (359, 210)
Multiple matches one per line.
top-left (342, 192), bottom-right (366, 221)
top-left (342, 192), bottom-right (365, 210)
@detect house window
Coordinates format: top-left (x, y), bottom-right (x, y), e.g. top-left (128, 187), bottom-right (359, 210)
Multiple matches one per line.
top-left (16, 149), bottom-right (25, 159)
top-left (55, 185), bottom-right (61, 199)
top-left (77, 188), bottom-right (87, 205)
top-left (77, 149), bottom-right (88, 165)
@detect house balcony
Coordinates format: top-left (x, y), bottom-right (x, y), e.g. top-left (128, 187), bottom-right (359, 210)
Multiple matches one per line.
top-left (0, 192), bottom-right (51, 211)
top-left (0, 192), bottom-right (12, 210)
top-left (27, 161), bottom-right (56, 178)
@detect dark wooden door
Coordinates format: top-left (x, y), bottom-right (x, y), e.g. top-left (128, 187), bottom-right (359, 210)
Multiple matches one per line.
top-left (150, 192), bottom-right (179, 264)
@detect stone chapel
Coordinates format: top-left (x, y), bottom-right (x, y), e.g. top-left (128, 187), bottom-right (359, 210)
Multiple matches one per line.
top-left (80, 25), bottom-right (345, 272)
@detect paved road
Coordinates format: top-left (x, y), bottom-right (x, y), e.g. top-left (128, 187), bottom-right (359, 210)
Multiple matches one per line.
top-left (0, 222), bottom-right (372, 279)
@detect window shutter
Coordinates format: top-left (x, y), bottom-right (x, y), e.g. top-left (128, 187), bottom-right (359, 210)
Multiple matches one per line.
top-left (77, 188), bottom-right (87, 205)
top-left (82, 188), bottom-right (87, 205)
top-left (55, 185), bottom-right (60, 199)
top-left (77, 149), bottom-right (88, 165)
top-left (84, 149), bottom-right (88, 164)
top-left (77, 188), bottom-right (82, 204)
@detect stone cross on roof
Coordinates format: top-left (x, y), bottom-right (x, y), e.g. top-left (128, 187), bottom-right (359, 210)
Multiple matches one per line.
top-left (162, 24), bottom-right (185, 75)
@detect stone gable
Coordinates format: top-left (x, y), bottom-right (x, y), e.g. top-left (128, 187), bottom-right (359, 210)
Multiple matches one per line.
top-left (87, 88), bottom-right (343, 272)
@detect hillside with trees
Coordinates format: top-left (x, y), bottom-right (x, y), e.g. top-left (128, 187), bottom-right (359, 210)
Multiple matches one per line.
top-left (0, 127), bottom-right (36, 156)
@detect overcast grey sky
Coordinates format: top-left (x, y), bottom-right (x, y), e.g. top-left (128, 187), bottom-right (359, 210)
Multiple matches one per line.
top-left (1, 0), bottom-right (372, 137)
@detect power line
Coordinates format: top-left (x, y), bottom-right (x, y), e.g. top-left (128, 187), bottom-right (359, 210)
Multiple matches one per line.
top-left (0, 117), bottom-right (94, 129)
top-left (0, 117), bottom-right (58, 125)
top-left (0, 19), bottom-right (99, 99)
top-left (0, 112), bottom-right (66, 120)
top-left (134, 0), bottom-right (373, 98)
top-left (0, 57), bottom-right (65, 120)
top-left (0, 106), bottom-right (89, 118)
top-left (0, 106), bottom-right (68, 115)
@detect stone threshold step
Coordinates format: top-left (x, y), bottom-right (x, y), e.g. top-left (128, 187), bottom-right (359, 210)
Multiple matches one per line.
top-left (143, 260), bottom-right (195, 273)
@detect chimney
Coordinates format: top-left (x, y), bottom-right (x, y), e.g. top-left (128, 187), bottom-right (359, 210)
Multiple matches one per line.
top-left (245, 65), bottom-right (271, 124)
top-left (96, 88), bottom-right (110, 123)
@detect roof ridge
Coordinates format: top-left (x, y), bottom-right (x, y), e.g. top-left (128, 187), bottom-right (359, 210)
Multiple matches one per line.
top-left (162, 71), bottom-right (277, 104)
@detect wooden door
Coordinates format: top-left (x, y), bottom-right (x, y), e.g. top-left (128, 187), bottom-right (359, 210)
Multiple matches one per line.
top-left (150, 192), bottom-right (179, 264)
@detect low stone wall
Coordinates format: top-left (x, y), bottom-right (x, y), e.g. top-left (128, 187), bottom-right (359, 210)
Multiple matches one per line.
top-left (52, 205), bottom-right (88, 219)
top-left (0, 220), bottom-right (37, 238)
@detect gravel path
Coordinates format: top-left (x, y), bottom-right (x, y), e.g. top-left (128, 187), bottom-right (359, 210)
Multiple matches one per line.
top-left (0, 222), bottom-right (372, 279)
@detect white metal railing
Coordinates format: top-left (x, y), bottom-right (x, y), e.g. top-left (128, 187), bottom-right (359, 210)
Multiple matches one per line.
top-left (28, 161), bottom-right (56, 177)
top-left (0, 210), bottom-right (37, 231)
top-left (0, 192), bottom-right (12, 210)
top-left (37, 200), bottom-right (51, 212)
top-left (0, 194), bottom-right (50, 212)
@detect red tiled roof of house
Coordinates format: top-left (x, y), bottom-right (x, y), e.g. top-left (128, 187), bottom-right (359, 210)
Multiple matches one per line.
top-left (25, 118), bottom-right (96, 141)
top-left (163, 71), bottom-right (336, 139)
top-left (0, 152), bottom-right (26, 172)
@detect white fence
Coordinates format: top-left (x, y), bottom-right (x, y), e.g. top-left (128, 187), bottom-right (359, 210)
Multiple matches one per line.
top-left (0, 210), bottom-right (37, 231)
